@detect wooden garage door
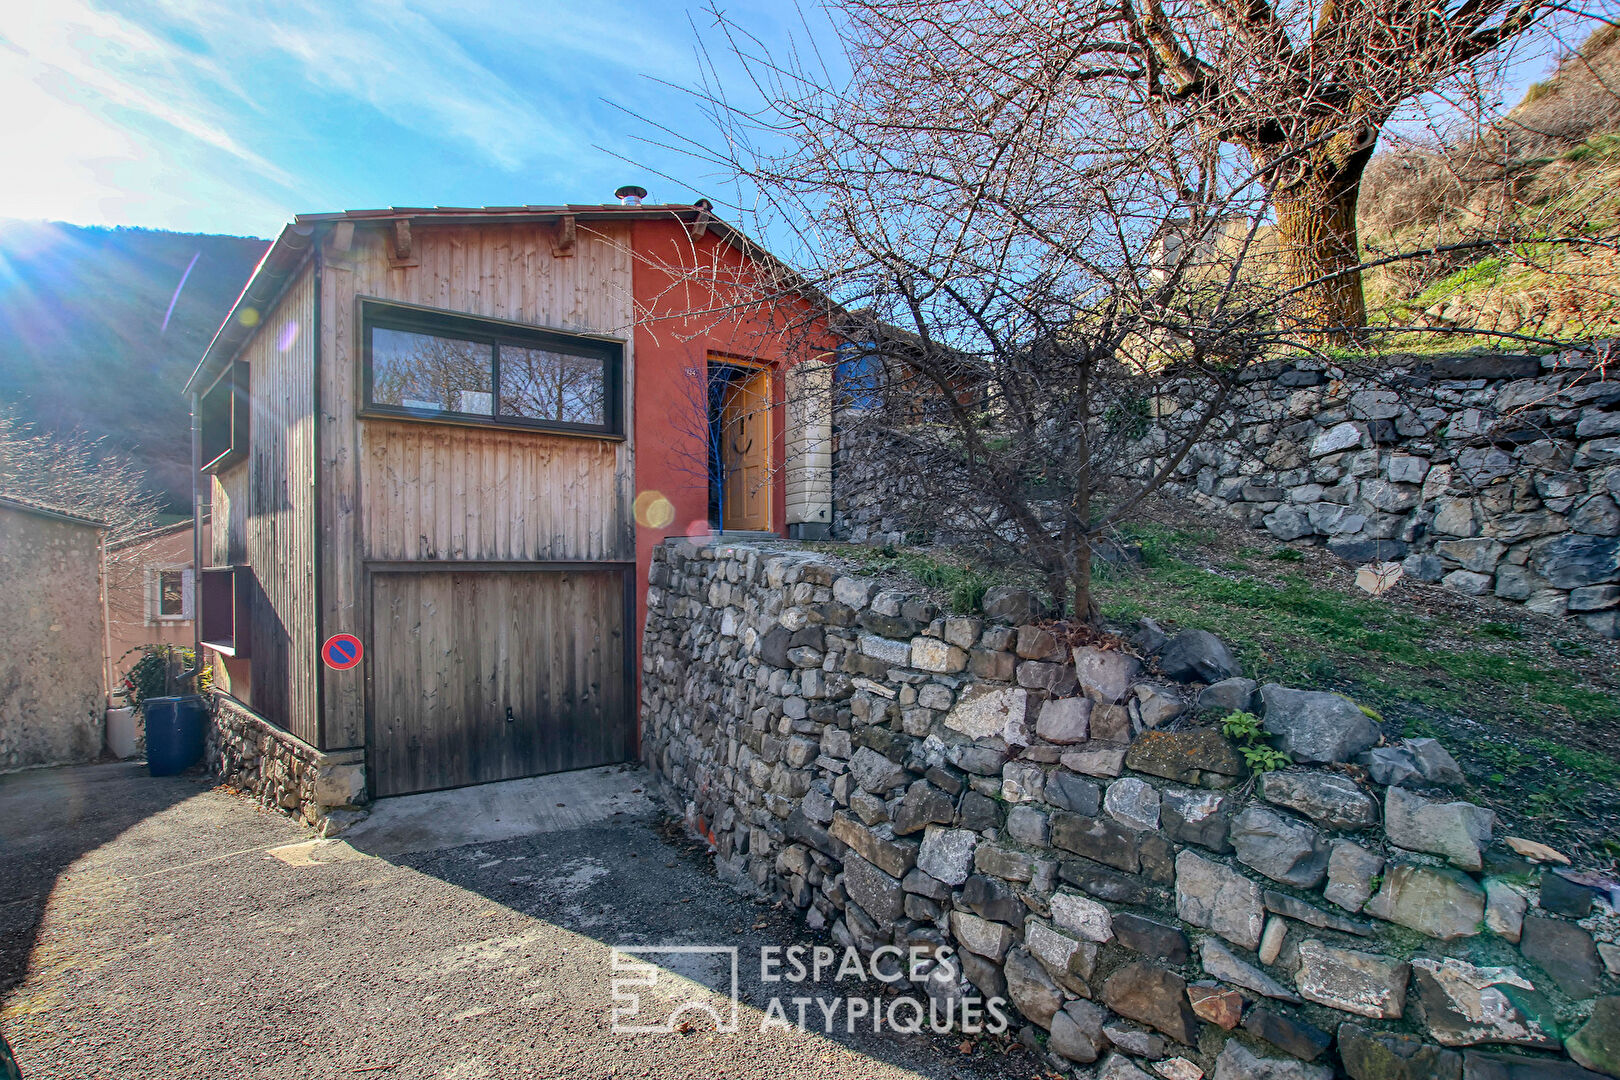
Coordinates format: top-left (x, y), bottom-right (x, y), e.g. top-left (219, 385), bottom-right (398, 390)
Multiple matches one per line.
top-left (369, 568), bottom-right (631, 797)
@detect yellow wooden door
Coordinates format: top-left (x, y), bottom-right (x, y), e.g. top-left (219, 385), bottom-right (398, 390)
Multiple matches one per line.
top-left (720, 368), bottom-right (771, 532)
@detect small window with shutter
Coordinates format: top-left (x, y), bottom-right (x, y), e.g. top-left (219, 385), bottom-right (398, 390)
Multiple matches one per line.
top-left (146, 568), bottom-right (194, 622)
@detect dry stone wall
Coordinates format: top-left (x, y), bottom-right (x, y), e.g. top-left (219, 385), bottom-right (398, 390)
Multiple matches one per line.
top-left (207, 695), bottom-right (368, 835)
top-left (833, 421), bottom-right (958, 546)
top-left (831, 350), bottom-right (1620, 638)
top-left (642, 536), bottom-right (1620, 1079)
top-left (1150, 350), bottom-right (1620, 638)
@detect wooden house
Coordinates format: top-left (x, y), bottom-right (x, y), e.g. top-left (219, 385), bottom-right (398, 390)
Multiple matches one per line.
top-left (184, 197), bottom-right (834, 808)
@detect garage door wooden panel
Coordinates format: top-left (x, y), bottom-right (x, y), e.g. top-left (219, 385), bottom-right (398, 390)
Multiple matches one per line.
top-left (370, 568), bottom-right (630, 797)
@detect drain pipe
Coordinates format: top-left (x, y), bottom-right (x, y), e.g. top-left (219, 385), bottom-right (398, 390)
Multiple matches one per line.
top-left (179, 393), bottom-right (204, 691)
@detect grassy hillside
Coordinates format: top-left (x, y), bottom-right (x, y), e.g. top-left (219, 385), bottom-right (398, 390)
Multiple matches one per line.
top-left (0, 222), bottom-right (268, 511)
top-left (1358, 24), bottom-right (1620, 341)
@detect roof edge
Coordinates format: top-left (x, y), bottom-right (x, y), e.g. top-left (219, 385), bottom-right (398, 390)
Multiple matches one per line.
top-left (107, 518), bottom-right (192, 550)
top-left (183, 223), bottom-right (316, 395)
top-left (182, 202), bottom-right (835, 396)
top-left (0, 493), bottom-right (108, 528)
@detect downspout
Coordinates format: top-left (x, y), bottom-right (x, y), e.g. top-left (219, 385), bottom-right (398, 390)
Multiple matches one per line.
top-left (99, 527), bottom-right (113, 703)
top-left (180, 393), bottom-right (204, 690)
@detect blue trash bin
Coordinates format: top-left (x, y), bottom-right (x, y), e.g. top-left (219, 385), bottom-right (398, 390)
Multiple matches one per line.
top-left (145, 695), bottom-right (207, 776)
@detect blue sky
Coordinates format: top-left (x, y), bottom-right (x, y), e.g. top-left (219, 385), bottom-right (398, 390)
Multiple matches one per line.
top-left (0, 1), bottom-right (1587, 241)
top-left (0, 0), bottom-right (827, 238)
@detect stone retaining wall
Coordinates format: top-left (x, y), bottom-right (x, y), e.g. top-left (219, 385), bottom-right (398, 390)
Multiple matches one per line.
top-left (207, 694), bottom-right (368, 835)
top-left (1156, 350), bottom-right (1620, 638)
top-left (642, 536), bottom-right (1620, 1079)
top-left (831, 350), bottom-right (1620, 638)
top-left (833, 422), bottom-right (932, 546)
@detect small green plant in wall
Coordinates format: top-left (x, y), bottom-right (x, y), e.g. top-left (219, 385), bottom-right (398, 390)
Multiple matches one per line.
top-left (1219, 710), bottom-right (1292, 772)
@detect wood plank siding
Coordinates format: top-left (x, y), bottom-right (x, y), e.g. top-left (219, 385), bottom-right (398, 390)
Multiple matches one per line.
top-left (318, 222), bottom-right (637, 751)
top-left (207, 265), bottom-right (319, 742)
top-left (369, 568), bottom-right (629, 796)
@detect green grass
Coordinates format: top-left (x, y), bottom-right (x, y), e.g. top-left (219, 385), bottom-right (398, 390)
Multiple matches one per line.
top-left (829, 545), bottom-right (1002, 614)
top-left (1098, 527), bottom-right (1620, 847)
top-left (1563, 132), bottom-right (1620, 164)
top-left (1412, 257), bottom-right (1507, 308)
top-left (1524, 738), bottom-right (1620, 786)
top-left (1099, 527), bottom-right (1617, 728)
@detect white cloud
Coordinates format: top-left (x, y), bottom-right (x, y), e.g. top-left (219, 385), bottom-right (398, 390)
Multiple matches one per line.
top-left (0, 0), bottom-right (813, 231)
top-left (147, 0), bottom-right (578, 171)
top-left (0, 0), bottom-right (301, 231)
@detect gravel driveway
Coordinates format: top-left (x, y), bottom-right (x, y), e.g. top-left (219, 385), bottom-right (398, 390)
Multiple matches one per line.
top-left (1, 762), bottom-right (1038, 1080)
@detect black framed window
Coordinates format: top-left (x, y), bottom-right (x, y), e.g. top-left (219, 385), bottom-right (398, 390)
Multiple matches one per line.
top-left (362, 302), bottom-right (622, 436)
top-left (199, 359), bottom-right (249, 472)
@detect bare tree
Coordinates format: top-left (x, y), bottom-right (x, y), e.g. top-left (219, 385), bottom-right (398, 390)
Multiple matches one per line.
top-left (0, 405), bottom-right (160, 540)
top-left (631, 1), bottom-right (1615, 620)
top-left (724, 1), bottom-right (1599, 338)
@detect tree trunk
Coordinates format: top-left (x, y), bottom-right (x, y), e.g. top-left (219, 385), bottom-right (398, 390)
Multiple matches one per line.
top-left (1069, 359), bottom-right (1101, 623)
top-left (1070, 540), bottom-right (1100, 625)
top-left (1271, 160), bottom-right (1370, 346)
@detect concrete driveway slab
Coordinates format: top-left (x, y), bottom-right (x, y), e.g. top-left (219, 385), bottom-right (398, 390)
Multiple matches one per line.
top-left (340, 765), bottom-right (656, 857)
top-left (0, 762), bottom-right (1039, 1080)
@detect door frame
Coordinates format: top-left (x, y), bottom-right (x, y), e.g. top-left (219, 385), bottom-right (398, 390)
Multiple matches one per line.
top-left (360, 558), bottom-right (636, 798)
top-left (710, 354), bottom-right (774, 533)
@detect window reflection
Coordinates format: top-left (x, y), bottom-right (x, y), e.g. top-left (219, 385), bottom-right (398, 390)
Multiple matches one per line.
top-left (500, 346), bottom-right (606, 426)
top-left (371, 327), bottom-right (492, 415)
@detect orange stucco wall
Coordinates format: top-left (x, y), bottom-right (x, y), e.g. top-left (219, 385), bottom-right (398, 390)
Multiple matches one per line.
top-left (629, 218), bottom-right (829, 677)
top-left (105, 525), bottom-right (195, 688)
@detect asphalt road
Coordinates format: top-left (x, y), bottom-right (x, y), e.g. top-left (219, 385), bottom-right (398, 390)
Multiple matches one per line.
top-left (0, 762), bottom-right (1044, 1080)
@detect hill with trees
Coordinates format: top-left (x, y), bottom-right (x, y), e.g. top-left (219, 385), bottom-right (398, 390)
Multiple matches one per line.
top-left (0, 222), bottom-right (268, 512)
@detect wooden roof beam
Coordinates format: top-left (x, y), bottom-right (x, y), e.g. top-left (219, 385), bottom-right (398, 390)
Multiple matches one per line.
top-left (552, 214), bottom-right (576, 257)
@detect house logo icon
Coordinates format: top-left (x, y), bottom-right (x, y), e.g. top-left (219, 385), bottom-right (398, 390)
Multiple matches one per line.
top-left (610, 945), bottom-right (741, 1034)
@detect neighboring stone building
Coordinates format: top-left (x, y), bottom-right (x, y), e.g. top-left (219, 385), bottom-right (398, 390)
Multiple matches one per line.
top-left (0, 494), bottom-right (107, 771)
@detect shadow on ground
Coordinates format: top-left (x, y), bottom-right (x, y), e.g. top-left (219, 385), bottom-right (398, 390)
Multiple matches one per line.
top-left (3, 761), bottom-right (1042, 1080)
top-left (356, 765), bottom-right (1039, 1079)
top-left (0, 763), bottom-right (194, 996)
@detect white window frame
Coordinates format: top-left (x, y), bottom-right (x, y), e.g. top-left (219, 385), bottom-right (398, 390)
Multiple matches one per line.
top-left (145, 567), bottom-right (195, 623)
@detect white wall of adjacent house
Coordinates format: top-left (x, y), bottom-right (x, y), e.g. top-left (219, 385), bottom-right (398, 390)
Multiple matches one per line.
top-left (784, 360), bottom-right (834, 538)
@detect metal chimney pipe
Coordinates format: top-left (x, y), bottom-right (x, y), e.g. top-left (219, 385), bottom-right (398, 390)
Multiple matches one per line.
top-left (615, 185), bottom-right (648, 206)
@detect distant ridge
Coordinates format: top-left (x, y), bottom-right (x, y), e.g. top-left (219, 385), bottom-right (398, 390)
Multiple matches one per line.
top-left (0, 221), bottom-right (269, 512)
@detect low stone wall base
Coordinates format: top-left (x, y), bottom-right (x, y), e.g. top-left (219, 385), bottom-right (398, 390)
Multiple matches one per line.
top-left (207, 695), bottom-right (369, 835)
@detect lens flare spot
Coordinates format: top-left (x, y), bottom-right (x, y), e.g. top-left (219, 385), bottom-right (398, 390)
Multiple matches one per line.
top-left (238, 306), bottom-right (261, 328)
top-left (633, 490), bottom-right (676, 529)
top-left (685, 519), bottom-right (714, 538)
top-left (277, 320), bottom-right (300, 352)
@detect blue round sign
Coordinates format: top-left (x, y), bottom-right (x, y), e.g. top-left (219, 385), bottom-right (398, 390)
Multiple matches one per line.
top-left (322, 633), bottom-right (363, 670)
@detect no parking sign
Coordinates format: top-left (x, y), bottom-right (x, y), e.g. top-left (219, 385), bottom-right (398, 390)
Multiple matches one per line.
top-left (322, 633), bottom-right (363, 671)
